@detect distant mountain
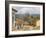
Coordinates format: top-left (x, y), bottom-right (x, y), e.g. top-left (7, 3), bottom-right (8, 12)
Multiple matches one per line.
top-left (31, 14), bottom-right (40, 16)
top-left (15, 14), bottom-right (40, 18)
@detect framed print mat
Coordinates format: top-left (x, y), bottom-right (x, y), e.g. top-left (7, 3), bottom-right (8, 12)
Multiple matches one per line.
top-left (5, 1), bottom-right (45, 37)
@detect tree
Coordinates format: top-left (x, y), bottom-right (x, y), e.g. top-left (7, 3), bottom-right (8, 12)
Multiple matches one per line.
top-left (31, 16), bottom-right (33, 18)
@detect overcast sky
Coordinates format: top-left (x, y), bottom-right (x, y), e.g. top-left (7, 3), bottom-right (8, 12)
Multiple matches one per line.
top-left (12, 7), bottom-right (40, 14)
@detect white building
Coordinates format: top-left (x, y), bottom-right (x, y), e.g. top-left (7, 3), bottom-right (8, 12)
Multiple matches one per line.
top-left (36, 20), bottom-right (40, 27)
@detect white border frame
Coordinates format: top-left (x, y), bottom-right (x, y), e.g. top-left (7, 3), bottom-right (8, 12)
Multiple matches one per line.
top-left (9, 4), bottom-right (43, 35)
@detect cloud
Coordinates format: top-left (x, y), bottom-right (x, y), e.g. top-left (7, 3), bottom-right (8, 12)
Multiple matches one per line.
top-left (12, 7), bottom-right (40, 14)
